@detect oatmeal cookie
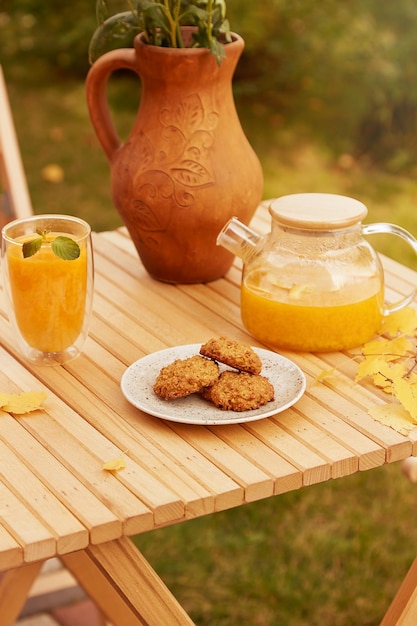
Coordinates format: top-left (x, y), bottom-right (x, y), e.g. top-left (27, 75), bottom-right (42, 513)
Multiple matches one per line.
top-left (202, 370), bottom-right (274, 411)
top-left (154, 355), bottom-right (219, 400)
top-left (200, 336), bottom-right (262, 375)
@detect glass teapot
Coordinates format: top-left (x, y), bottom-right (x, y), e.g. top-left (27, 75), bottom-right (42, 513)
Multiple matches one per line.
top-left (217, 193), bottom-right (417, 352)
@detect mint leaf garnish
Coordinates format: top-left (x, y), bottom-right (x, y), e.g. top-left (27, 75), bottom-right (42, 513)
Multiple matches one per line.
top-left (22, 237), bottom-right (42, 258)
top-left (21, 231), bottom-right (80, 260)
top-left (51, 236), bottom-right (80, 260)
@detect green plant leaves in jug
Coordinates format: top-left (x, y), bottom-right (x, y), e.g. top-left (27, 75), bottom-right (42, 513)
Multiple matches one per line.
top-left (22, 229), bottom-right (80, 260)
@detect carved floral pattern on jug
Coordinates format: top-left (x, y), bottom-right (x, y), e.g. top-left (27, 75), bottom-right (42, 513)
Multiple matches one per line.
top-left (128, 93), bottom-right (218, 251)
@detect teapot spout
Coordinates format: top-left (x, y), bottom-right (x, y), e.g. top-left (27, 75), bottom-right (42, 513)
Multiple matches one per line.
top-left (217, 217), bottom-right (263, 261)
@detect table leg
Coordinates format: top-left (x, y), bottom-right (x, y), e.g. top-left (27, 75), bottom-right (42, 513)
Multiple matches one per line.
top-left (381, 556), bottom-right (417, 625)
top-left (60, 536), bottom-right (195, 626)
top-left (0, 560), bottom-right (43, 626)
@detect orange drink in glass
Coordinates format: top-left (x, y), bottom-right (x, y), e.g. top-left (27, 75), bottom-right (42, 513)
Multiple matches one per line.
top-left (1, 215), bottom-right (93, 365)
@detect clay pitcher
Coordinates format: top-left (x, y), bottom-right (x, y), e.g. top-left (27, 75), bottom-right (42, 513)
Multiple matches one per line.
top-left (85, 28), bottom-right (263, 283)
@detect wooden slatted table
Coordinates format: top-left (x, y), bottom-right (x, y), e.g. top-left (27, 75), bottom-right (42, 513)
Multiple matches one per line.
top-left (0, 203), bottom-right (416, 625)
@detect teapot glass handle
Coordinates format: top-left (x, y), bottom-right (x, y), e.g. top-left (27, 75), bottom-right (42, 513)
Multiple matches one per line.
top-left (362, 222), bottom-right (417, 315)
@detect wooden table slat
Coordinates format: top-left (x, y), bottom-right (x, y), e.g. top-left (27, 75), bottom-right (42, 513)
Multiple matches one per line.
top-left (0, 433), bottom-right (88, 554)
top-left (294, 394), bottom-right (385, 468)
top-left (244, 418), bottom-right (332, 487)
top-left (168, 423), bottom-right (274, 503)
top-left (272, 409), bottom-right (358, 479)
top-left (210, 424), bottom-right (303, 495)
top-left (0, 478), bottom-right (56, 563)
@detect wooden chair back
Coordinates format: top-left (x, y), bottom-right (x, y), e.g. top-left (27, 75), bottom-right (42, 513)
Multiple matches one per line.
top-left (0, 65), bottom-right (33, 228)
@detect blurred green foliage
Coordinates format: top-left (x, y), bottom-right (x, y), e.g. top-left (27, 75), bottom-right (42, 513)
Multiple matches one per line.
top-left (229, 0), bottom-right (417, 171)
top-left (0, 0), bottom-right (96, 78)
top-left (2, 0), bottom-right (417, 170)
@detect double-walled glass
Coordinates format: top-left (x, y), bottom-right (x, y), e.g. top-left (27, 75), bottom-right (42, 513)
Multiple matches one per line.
top-left (1, 214), bottom-right (94, 365)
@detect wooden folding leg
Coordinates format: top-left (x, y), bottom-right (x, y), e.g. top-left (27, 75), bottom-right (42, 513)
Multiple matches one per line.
top-left (61, 536), bottom-right (195, 626)
top-left (381, 555), bottom-right (417, 625)
top-left (0, 561), bottom-right (43, 626)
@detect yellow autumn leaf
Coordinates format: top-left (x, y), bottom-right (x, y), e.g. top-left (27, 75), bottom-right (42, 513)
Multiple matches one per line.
top-left (381, 384), bottom-right (395, 394)
top-left (102, 457), bottom-right (127, 472)
top-left (311, 368), bottom-right (337, 385)
top-left (408, 371), bottom-right (417, 386)
top-left (368, 403), bottom-right (416, 435)
top-left (362, 336), bottom-right (413, 359)
top-left (355, 356), bottom-right (387, 382)
top-left (373, 362), bottom-right (408, 389)
top-left (0, 391), bottom-right (47, 414)
top-left (355, 356), bottom-right (406, 384)
top-left (391, 378), bottom-right (417, 422)
top-left (372, 376), bottom-right (392, 392)
top-left (357, 306), bottom-right (417, 435)
top-left (380, 307), bottom-right (417, 337)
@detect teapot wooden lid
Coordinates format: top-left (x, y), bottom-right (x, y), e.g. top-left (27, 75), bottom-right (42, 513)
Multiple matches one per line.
top-left (269, 193), bottom-right (368, 230)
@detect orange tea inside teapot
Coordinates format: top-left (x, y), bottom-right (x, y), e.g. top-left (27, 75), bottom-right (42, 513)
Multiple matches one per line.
top-left (217, 193), bottom-right (417, 352)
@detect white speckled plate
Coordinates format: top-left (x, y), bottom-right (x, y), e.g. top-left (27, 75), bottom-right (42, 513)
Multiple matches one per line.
top-left (120, 344), bottom-right (306, 425)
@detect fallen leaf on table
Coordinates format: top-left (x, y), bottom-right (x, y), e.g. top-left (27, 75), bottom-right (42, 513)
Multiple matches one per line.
top-left (362, 335), bottom-right (413, 359)
top-left (355, 356), bottom-right (387, 383)
top-left (391, 378), bottom-right (417, 421)
top-left (0, 391), bottom-right (47, 414)
top-left (102, 457), bottom-right (127, 472)
top-left (356, 357), bottom-right (408, 388)
top-left (380, 307), bottom-right (417, 337)
top-left (368, 403), bottom-right (417, 435)
top-left (356, 306), bottom-right (417, 435)
top-left (372, 362), bottom-right (409, 390)
top-left (311, 368), bottom-right (337, 385)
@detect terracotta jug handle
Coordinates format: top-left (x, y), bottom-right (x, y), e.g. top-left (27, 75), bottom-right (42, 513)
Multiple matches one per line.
top-left (86, 48), bottom-right (138, 160)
